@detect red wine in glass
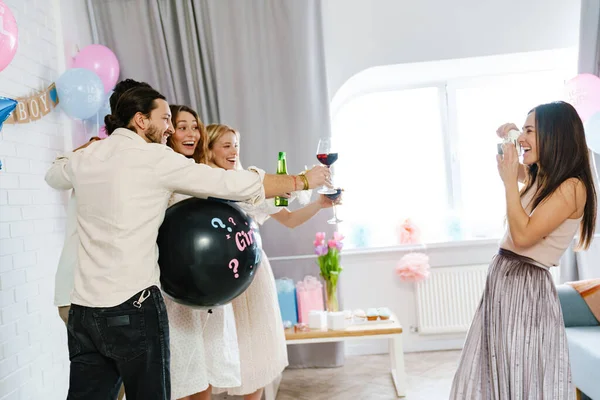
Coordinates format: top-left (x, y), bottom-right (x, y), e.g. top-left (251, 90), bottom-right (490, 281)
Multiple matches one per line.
top-left (316, 153), bottom-right (338, 166)
top-left (316, 138), bottom-right (337, 194)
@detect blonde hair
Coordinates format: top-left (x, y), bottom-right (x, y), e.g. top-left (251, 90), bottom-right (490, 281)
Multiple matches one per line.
top-left (205, 124), bottom-right (242, 169)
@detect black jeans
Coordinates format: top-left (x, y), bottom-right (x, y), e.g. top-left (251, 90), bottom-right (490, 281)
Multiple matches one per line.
top-left (66, 286), bottom-right (170, 400)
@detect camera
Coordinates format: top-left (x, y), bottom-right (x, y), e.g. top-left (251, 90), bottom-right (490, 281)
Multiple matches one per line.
top-left (497, 129), bottom-right (521, 155)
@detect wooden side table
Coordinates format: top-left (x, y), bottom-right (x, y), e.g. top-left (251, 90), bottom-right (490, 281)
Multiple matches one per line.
top-left (264, 314), bottom-right (407, 399)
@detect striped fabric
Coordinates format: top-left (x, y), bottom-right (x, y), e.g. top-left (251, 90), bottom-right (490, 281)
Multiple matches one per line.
top-left (450, 249), bottom-right (575, 399)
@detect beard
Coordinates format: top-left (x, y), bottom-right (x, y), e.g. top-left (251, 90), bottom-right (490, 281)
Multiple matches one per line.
top-left (144, 122), bottom-right (165, 144)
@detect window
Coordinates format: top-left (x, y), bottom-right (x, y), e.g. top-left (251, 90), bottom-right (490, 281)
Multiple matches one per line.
top-left (333, 87), bottom-right (448, 248)
top-left (331, 49), bottom-right (577, 250)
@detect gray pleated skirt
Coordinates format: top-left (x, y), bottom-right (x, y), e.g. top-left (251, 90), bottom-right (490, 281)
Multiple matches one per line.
top-left (450, 249), bottom-right (575, 400)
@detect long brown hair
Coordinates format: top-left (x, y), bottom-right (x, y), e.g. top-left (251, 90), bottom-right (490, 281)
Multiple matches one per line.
top-left (167, 105), bottom-right (208, 164)
top-left (521, 101), bottom-right (596, 249)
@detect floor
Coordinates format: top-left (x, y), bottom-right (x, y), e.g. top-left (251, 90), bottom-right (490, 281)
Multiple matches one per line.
top-left (215, 350), bottom-right (461, 400)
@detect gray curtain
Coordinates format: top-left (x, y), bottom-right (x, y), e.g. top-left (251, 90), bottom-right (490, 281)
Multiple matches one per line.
top-left (578, 0), bottom-right (600, 75)
top-left (89, 0), bottom-right (220, 122)
top-left (199, 0), bottom-right (342, 368)
top-left (90, 0), bottom-right (342, 368)
top-left (560, 0), bottom-right (600, 282)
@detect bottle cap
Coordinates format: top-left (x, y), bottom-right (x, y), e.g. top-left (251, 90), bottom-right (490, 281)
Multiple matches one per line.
top-left (278, 152), bottom-right (286, 159)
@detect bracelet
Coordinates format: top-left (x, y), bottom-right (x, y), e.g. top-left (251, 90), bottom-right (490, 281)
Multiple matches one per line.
top-left (298, 173), bottom-right (309, 190)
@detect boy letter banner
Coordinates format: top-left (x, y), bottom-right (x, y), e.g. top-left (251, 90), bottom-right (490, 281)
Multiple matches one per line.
top-left (4, 83), bottom-right (59, 124)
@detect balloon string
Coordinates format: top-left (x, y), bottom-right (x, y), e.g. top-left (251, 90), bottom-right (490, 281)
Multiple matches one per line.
top-left (81, 119), bottom-right (88, 138)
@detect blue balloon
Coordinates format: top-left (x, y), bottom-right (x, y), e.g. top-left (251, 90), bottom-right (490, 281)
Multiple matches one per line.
top-left (0, 96), bottom-right (17, 131)
top-left (85, 90), bottom-right (113, 126)
top-left (584, 111), bottom-right (600, 154)
top-left (56, 68), bottom-right (104, 120)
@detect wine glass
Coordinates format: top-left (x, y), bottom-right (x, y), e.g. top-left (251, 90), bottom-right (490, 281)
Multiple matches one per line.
top-left (324, 188), bottom-right (343, 224)
top-left (316, 138), bottom-right (338, 195)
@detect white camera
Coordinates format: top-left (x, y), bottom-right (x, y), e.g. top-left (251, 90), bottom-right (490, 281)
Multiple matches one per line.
top-left (497, 130), bottom-right (521, 155)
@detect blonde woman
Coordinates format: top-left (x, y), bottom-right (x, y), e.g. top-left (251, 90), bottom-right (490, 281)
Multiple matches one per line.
top-left (206, 124), bottom-right (340, 400)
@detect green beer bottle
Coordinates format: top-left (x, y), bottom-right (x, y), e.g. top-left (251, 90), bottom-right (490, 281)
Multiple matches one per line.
top-left (275, 152), bottom-right (288, 207)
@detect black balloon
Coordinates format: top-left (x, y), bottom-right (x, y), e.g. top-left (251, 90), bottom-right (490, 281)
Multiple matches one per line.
top-left (157, 197), bottom-right (262, 308)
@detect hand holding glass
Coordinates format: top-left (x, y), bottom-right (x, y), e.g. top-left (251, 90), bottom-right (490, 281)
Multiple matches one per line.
top-left (316, 138), bottom-right (338, 195)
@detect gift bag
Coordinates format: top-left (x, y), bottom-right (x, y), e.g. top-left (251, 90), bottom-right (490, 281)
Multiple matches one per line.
top-left (296, 275), bottom-right (324, 324)
top-left (275, 277), bottom-right (298, 326)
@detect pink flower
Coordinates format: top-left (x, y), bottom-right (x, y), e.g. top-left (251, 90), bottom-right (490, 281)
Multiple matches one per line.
top-left (315, 245), bottom-right (329, 256)
top-left (397, 219), bottom-right (421, 244)
top-left (314, 232), bottom-right (325, 246)
top-left (395, 252), bottom-right (430, 282)
top-left (333, 231), bottom-right (344, 242)
top-left (328, 239), bottom-right (337, 248)
top-left (335, 241), bottom-right (343, 251)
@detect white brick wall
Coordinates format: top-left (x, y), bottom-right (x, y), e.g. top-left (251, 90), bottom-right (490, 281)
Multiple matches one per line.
top-left (0, 1), bottom-right (73, 398)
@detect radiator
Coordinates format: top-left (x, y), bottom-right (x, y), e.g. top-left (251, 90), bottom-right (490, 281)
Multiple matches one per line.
top-left (415, 265), bottom-right (488, 334)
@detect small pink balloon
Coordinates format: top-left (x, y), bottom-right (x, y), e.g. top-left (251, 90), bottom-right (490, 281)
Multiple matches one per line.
top-left (72, 44), bottom-right (120, 93)
top-left (98, 125), bottom-right (108, 139)
top-left (0, 1), bottom-right (19, 72)
top-left (564, 74), bottom-right (600, 122)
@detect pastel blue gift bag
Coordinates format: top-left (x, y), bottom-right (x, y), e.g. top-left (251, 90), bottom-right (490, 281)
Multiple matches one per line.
top-left (275, 277), bottom-right (298, 326)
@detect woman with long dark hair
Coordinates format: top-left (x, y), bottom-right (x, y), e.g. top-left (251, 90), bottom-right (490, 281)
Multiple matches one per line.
top-left (450, 101), bottom-right (596, 399)
top-left (166, 105), bottom-right (208, 164)
top-left (163, 105), bottom-right (241, 400)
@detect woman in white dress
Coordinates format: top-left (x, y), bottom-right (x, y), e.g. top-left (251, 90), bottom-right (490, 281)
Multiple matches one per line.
top-left (164, 109), bottom-right (332, 400)
top-left (206, 124), bottom-right (341, 400)
top-left (164, 105), bottom-right (241, 400)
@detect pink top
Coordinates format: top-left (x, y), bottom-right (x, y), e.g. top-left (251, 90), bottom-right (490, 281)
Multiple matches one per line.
top-left (500, 182), bottom-right (582, 267)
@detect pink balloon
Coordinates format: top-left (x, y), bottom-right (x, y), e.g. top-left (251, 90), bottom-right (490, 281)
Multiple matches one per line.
top-left (0, 1), bottom-right (19, 72)
top-left (564, 74), bottom-right (600, 122)
top-left (72, 44), bottom-right (120, 93)
top-left (98, 125), bottom-right (108, 139)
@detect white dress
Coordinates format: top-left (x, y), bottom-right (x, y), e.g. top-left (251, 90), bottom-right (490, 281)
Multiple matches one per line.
top-left (165, 193), bottom-right (241, 399)
top-left (214, 199), bottom-right (289, 396)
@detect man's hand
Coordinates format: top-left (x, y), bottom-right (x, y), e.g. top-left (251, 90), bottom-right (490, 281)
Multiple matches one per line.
top-left (74, 136), bottom-right (101, 152)
top-left (303, 165), bottom-right (332, 189)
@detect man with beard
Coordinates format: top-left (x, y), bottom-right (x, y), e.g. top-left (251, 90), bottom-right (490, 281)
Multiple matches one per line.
top-left (45, 85), bottom-right (331, 399)
top-left (55, 79), bottom-right (154, 326)
top-left (52, 79), bottom-right (155, 400)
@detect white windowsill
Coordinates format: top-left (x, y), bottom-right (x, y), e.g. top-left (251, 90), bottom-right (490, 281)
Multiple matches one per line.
top-left (269, 232), bottom-right (600, 262)
top-left (269, 237), bottom-right (501, 262)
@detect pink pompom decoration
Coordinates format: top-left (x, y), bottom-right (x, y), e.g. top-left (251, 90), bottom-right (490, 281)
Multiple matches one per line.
top-left (397, 219), bottom-right (421, 244)
top-left (396, 252), bottom-right (430, 282)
